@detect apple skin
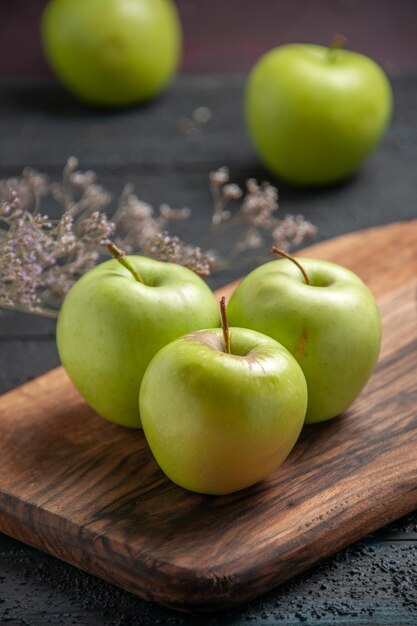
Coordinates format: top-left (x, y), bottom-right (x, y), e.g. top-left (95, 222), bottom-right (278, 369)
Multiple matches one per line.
top-left (245, 43), bottom-right (393, 186)
top-left (56, 256), bottom-right (219, 428)
top-left (227, 258), bottom-right (381, 424)
top-left (139, 327), bottom-right (307, 495)
top-left (42, 0), bottom-right (182, 107)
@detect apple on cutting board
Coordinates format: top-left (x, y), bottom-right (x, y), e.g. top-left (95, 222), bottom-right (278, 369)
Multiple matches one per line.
top-left (139, 307), bottom-right (308, 495)
top-left (245, 40), bottom-right (393, 185)
top-left (227, 253), bottom-right (382, 424)
top-left (56, 250), bottom-right (220, 429)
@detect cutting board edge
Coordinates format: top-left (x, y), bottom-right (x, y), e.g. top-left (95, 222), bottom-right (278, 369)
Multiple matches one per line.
top-left (1, 479), bottom-right (417, 612)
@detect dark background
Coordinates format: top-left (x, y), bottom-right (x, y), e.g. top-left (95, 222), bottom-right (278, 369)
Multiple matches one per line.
top-left (1, 1), bottom-right (417, 625)
top-left (2, 0), bottom-right (417, 77)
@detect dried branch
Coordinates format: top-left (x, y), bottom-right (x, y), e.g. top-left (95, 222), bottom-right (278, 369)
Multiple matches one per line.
top-left (0, 158), bottom-right (317, 318)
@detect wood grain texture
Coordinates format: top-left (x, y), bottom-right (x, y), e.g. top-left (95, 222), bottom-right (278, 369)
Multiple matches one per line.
top-left (0, 221), bottom-right (416, 612)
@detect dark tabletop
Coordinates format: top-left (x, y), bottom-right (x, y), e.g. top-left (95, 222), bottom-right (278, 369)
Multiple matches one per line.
top-left (0, 74), bottom-right (416, 625)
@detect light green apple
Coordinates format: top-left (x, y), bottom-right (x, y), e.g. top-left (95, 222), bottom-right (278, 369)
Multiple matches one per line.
top-left (57, 256), bottom-right (219, 428)
top-left (227, 258), bottom-right (381, 424)
top-left (42, 0), bottom-right (182, 107)
top-left (245, 43), bottom-right (393, 185)
top-left (139, 327), bottom-right (307, 495)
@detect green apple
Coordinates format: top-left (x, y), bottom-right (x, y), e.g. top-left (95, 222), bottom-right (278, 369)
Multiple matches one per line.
top-left (57, 255), bottom-right (219, 428)
top-left (245, 42), bottom-right (393, 185)
top-left (139, 327), bottom-right (307, 495)
top-left (42, 0), bottom-right (182, 107)
top-left (227, 257), bottom-right (381, 424)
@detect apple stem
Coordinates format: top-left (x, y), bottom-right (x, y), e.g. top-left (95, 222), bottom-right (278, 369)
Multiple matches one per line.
top-left (107, 242), bottom-right (145, 284)
top-left (328, 33), bottom-right (347, 54)
top-left (271, 246), bottom-right (310, 286)
top-left (220, 296), bottom-right (231, 354)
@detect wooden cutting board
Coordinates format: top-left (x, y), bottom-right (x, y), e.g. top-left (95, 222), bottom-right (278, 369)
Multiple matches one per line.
top-left (0, 221), bottom-right (416, 612)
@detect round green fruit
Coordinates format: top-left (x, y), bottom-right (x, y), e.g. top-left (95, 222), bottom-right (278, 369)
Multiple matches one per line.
top-left (42, 0), bottom-right (182, 107)
top-left (139, 327), bottom-right (307, 495)
top-left (57, 256), bottom-right (219, 428)
top-left (227, 258), bottom-right (381, 424)
top-left (245, 43), bottom-right (393, 185)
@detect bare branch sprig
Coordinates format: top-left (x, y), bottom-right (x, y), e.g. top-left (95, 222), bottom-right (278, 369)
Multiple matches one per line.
top-left (206, 167), bottom-right (317, 268)
top-left (0, 158), bottom-right (316, 318)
